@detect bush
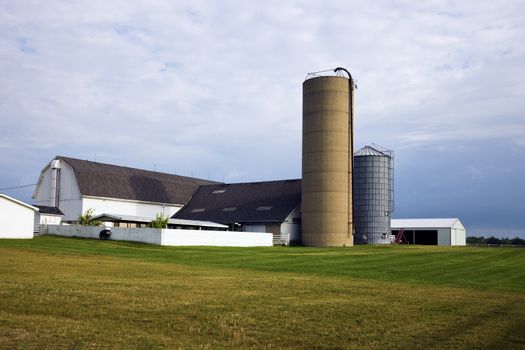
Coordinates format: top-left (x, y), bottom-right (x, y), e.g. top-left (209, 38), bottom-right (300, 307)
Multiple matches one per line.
top-left (149, 213), bottom-right (169, 229)
top-left (78, 208), bottom-right (101, 226)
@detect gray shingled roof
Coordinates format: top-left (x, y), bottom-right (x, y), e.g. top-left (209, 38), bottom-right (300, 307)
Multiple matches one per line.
top-left (58, 156), bottom-right (218, 205)
top-left (173, 179), bottom-right (301, 224)
top-left (34, 205), bottom-right (64, 215)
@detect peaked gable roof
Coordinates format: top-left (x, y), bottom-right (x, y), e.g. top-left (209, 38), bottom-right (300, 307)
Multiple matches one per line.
top-left (0, 193), bottom-right (38, 211)
top-left (173, 179), bottom-right (301, 224)
top-left (58, 156), bottom-right (219, 205)
top-left (391, 218), bottom-right (461, 229)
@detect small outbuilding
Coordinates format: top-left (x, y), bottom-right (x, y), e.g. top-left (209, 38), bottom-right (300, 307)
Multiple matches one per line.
top-left (391, 218), bottom-right (466, 246)
top-left (0, 194), bottom-right (38, 239)
top-left (34, 205), bottom-right (63, 235)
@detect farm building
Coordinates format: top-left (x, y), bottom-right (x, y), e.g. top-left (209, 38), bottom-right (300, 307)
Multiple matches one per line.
top-left (33, 156), bottom-right (218, 223)
top-left (0, 193), bottom-right (38, 239)
top-left (391, 218), bottom-right (466, 246)
top-left (34, 205), bottom-right (64, 235)
top-left (173, 180), bottom-right (302, 245)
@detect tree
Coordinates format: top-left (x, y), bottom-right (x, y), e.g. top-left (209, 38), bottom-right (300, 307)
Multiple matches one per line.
top-left (78, 208), bottom-right (101, 226)
top-left (486, 236), bottom-right (502, 245)
top-left (149, 213), bottom-right (169, 229)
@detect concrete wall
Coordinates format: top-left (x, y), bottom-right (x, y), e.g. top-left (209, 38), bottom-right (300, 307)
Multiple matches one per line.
top-left (47, 225), bottom-right (163, 245)
top-left (161, 229), bottom-right (273, 247)
top-left (0, 196), bottom-right (35, 239)
top-left (46, 225), bottom-right (272, 247)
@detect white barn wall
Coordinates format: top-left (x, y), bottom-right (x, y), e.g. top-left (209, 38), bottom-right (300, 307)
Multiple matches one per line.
top-left (34, 161), bottom-right (83, 221)
top-left (0, 196), bottom-right (36, 239)
top-left (82, 197), bottom-right (181, 220)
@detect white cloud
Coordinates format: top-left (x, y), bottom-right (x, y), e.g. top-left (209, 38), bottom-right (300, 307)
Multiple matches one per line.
top-left (0, 1), bottom-right (524, 195)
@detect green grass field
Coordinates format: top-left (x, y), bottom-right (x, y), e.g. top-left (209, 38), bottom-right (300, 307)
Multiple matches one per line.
top-left (1, 236), bottom-right (524, 349)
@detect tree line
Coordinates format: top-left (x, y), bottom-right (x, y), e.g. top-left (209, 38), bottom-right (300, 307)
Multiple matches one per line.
top-left (467, 236), bottom-right (525, 245)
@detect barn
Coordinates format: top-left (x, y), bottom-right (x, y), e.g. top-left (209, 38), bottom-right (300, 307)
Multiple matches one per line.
top-left (0, 194), bottom-right (38, 239)
top-left (173, 180), bottom-right (302, 245)
top-left (391, 218), bottom-right (466, 246)
top-left (33, 156), bottom-right (218, 223)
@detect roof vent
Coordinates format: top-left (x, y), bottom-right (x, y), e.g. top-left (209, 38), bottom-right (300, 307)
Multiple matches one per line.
top-left (212, 189), bottom-right (226, 194)
top-left (256, 206), bottom-right (272, 211)
top-left (222, 207), bottom-right (237, 212)
top-left (191, 208), bottom-right (205, 213)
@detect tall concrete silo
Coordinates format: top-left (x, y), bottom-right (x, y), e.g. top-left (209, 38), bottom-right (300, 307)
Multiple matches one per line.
top-left (302, 68), bottom-right (355, 247)
top-left (353, 146), bottom-right (393, 245)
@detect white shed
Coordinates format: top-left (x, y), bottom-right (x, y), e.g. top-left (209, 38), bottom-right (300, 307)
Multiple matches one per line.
top-left (0, 194), bottom-right (38, 239)
top-left (391, 218), bottom-right (466, 246)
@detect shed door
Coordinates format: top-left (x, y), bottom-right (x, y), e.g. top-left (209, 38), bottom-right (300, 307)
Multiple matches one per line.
top-left (414, 230), bottom-right (438, 245)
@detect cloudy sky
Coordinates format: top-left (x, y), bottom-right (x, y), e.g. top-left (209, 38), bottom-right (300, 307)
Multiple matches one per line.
top-left (1, 1), bottom-right (524, 237)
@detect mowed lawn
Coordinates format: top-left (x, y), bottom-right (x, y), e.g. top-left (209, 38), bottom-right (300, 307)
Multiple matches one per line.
top-left (1, 237), bottom-right (524, 349)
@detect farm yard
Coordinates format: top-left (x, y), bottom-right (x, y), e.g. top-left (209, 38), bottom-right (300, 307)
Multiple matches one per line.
top-left (1, 236), bottom-right (524, 349)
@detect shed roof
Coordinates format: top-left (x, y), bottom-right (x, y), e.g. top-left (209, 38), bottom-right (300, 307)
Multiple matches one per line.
top-left (0, 193), bottom-right (38, 211)
top-left (57, 156), bottom-right (218, 205)
top-left (34, 205), bottom-right (64, 216)
top-left (173, 179), bottom-right (301, 224)
top-left (92, 213), bottom-right (227, 229)
top-left (391, 218), bottom-right (461, 229)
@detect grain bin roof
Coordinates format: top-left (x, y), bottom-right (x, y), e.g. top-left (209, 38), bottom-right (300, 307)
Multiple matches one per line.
top-left (354, 146), bottom-right (391, 157)
top-left (173, 179), bottom-right (301, 224)
top-left (58, 156), bottom-right (219, 205)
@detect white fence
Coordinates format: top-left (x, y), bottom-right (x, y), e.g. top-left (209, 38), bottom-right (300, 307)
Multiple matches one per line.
top-left (45, 225), bottom-right (273, 247)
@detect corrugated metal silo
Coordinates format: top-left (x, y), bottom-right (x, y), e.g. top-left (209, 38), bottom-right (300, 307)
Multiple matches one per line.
top-left (353, 146), bottom-right (393, 244)
top-left (302, 69), bottom-right (355, 247)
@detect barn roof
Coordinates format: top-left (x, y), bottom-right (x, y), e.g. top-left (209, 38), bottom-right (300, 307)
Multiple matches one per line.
top-left (58, 156), bottom-right (219, 205)
top-left (173, 179), bottom-right (301, 224)
top-left (391, 218), bottom-right (461, 229)
top-left (34, 205), bottom-right (63, 216)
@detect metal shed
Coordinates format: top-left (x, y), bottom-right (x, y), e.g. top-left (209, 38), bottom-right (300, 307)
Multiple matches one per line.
top-left (391, 218), bottom-right (466, 246)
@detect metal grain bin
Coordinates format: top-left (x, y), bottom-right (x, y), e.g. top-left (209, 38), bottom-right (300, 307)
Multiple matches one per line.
top-left (353, 146), bottom-right (393, 244)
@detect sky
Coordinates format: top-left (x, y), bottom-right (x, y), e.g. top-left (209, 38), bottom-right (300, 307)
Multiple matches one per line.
top-left (1, 1), bottom-right (524, 238)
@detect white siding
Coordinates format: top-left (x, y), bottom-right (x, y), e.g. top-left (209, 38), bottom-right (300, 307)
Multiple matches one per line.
top-left (33, 160), bottom-right (83, 221)
top-left (0, 196), bottom-right (36, 239)
top-left (437, 228), bottom-right (451, 246)
top-left (451, 220), bottom-right (466, 246)
top-left (281, 207), bottom-right (301, 243)
top-left (82, 197), bottom-right (182, 221)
